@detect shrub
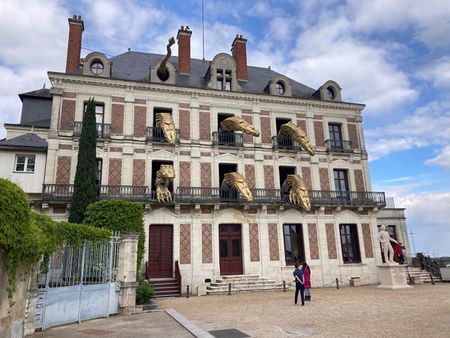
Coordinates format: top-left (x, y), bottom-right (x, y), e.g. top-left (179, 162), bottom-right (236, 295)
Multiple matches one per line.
top-left (83, 200), bottom-right (145, 274)
top-left (136, 280), bottom-right (154, 305)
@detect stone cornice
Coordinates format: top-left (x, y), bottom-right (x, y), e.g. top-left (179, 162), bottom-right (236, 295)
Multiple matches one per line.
top-left (48, 72), bottom-right (366, 112)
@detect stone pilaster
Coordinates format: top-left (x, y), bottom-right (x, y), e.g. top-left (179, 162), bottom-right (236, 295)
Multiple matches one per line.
top-left (117, 233), bottom-right (139, 314)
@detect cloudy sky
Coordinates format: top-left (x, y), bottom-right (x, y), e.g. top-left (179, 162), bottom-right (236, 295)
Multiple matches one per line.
top-left (1, 0), bottom-right (449, 256)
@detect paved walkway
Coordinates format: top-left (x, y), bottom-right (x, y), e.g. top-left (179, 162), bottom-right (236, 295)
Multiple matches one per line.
top-left (32, 284), bottom-right (450, 337)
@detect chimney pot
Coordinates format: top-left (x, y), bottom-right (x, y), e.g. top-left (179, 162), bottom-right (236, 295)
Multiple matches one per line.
top-left (66, 15), bottom-right (84, 73)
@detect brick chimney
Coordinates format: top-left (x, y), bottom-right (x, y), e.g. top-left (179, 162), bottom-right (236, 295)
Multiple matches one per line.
top-left (177, 26), bottom-right (192, 74)
top-left (231, 34), bottom-right (248, 81)
top-left (66, 15), bottom-right (84, 74)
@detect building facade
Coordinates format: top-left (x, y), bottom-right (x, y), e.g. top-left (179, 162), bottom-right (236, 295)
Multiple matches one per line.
top-left (0, 15), bottom-right (411, 292)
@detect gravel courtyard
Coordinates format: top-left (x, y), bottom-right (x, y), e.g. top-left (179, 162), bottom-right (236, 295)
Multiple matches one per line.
top-left (156, 283), bottom-right (450, 338)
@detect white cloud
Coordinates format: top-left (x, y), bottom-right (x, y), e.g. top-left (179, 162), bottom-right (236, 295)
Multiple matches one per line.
top-left (426, 145), bottom-right (450, 171)
top-left (418, 57), bottom-right (450, 89)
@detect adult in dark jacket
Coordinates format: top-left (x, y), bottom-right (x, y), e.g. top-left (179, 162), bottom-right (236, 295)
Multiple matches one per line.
top-left (293, 262), bottom-right (305, 305)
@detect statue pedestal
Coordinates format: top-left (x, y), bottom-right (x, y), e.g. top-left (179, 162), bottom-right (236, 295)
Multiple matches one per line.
top-left (377, 264), bottom-right (411, 289)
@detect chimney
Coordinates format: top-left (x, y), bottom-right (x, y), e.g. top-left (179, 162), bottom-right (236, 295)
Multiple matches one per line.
top-left (66, 15), bottom-right (84, 73)
top-left (177, 26), bottom-right (192, 74)
top-left (231, 34), bottom-right (248, 81)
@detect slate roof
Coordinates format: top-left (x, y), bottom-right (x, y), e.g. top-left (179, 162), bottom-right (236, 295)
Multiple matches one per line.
top-left (0, 133), bottom-right (48, 152)
top-left (19, 88), bottom-right (52, 102)
top-left (110, 52), bottom-right (318, 99)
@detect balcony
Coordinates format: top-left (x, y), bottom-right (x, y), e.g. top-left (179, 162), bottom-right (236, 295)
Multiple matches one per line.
top-left (212, 131), bottom-right (243, 147)
top-left (73, 122), bottom-right (111, 139)
top-left (325, 139), bottom-right (352, 153)
top-left (145, 126), bottom-right (180, 144)
top-left (271, 134), bottom-right (302, 151)
top-left (42, 184), bottom-right (386, 208)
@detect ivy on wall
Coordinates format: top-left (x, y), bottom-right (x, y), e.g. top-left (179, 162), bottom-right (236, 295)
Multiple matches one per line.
top-left (83, 199), bottom-right (145, 275)
top-left (0, 178), bottom-right (111, 298)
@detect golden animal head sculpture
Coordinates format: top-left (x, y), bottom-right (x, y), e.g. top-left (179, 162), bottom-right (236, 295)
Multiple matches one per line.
top-left (223, 172), bottom-right (253, 203)
top-left (283, 174), bottom-right (311, 211)
top-left (280, 122), bottom-right (315, 156)
top-left (155, 164), bottom-right (175, 202)
top-left (220, 116), bottom-right (260, 137)
top-left (155, 113), bottom-right (176, 145)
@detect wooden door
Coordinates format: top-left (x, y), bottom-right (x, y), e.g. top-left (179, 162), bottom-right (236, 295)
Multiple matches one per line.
top-left (148, 225), bottom-right (173, 278)
top-left (219, 224), bottom-right (243, 275)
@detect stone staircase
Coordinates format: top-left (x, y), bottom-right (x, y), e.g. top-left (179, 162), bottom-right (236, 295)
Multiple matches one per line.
top-left (150, 278), bottom-right (181, 298)
top-left (406, 266), bottom-right (442, 284)
top-left (206, 274), bottom-right (285, 295)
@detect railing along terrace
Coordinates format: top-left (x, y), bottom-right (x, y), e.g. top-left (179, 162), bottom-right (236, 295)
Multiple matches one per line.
top-left (43, 184), bottom-right (385, 207)
top-left (325, 139), bottom-right (353, 153)
top-left (73, 122), bottom-right (111, 138)
top-left (145, 126), bottom-right (180, 143)
top-left (271, 134), bottom-right (302, 151)
top-left (212, 131), bottom-right (243, 147)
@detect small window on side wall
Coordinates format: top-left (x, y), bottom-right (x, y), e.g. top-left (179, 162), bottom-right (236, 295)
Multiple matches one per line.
top-left (15, 154), bottom-right (35, 173)
top-left (339, 224), bottom-right (361, 263)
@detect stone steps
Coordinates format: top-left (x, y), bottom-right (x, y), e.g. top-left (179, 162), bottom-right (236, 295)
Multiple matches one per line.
top-left (406, 267), bottom-right (442, 283)
top-left (207, 274), bottom-right (285, 295)
top-left (149, 278), bottom-right (181, 298)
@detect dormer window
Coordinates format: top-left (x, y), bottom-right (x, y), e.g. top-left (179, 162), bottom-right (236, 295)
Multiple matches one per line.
top-left (216, 69), bottom-right (232, 91)
top-left (90, 61), bottom-right (104, 75)
top-left (326, 86), bottom-right (335, 100)
top-left (276, 81), bottom-right (285, 95)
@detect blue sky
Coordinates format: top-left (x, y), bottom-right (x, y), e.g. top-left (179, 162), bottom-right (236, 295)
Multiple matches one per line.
top-left (1, 0), bottom-right (450, 256)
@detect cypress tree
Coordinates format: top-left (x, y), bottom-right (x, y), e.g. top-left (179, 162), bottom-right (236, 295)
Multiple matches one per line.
top-left (69, 98), bottom-right (98, 223)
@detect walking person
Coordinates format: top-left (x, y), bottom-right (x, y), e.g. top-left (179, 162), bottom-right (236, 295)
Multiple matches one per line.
top-left (302, 262), bottom-right (312, 301)
top-left (293, 262), bottom-right (305, 306)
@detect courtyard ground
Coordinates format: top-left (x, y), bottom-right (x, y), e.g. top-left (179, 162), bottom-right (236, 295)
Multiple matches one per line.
top-left (32, 283), bottom-right (450, 337)
top-left (156, 283), bottom-right (450, 338)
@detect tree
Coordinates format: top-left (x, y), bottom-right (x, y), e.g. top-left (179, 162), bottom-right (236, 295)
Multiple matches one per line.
top-left (69, 98), bottom-right (97, 223)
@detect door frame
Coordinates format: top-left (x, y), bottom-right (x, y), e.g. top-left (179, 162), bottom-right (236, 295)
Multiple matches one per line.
top-left (147, 224), bottom-right (174, 279)
top-left (218, 223), bottom-right (244, 276)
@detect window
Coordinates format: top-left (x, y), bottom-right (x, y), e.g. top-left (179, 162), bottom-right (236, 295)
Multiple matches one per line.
top-left (96, 159), bottom-right (102, 196)
top-left (15, 155), bottom-right (35, 172)
top-left (339, 224), bottom-right (361, 263)
top-left (219, 163), bottom-right (238, 201)
top-left (153, 108), bottom-right (172, 142)
top-left (275, 81), bottom-right (285, 95)
top-left (279, 166), bottom-right (296, 201)
top-left (326, 86), bottom-right (335, 99)
top-left (90, 61), bottom-right (104, 75)
top-left (329, 123), bottom-right (343, 149)
top-left (83, 102), bottom-right (105, 137)
top-left (217, 113), bottom-right (235, 145)
top-left (283, 224), bottom-right (305, 265)
top-left (334, 169), bottom-right (349, 202)
top-left (216, 69), bottom-right (232, 91)
top-left (276, 118), bottom-right (293, 149)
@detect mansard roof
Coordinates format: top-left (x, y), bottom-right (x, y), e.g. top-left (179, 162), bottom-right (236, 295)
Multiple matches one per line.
top-left (110, 52), bottom-right (317, 99)
top-left (19, 88), bottom-right (51, 102)
top-left (0, 133), bottom-right (47, 152)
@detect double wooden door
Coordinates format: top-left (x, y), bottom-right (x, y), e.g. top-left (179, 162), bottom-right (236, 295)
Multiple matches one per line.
top-left (147, 225), bottom-right (173, 278)
top-left (219, 224), bottom-right (243, 275)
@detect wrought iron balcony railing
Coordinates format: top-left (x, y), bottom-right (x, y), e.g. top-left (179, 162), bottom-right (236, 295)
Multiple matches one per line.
top-left (73, 122), bottom-right (111, 139)
top-left (212, 131), bottom-right (243, 147)
top-left (271, 134), bottom-right (302, 151)
top-left (145, 126), bottom-right (180, 143)
top-left (325, 139), bottom-right (353, 153)
top-left (42, 184), bottom-right (386, 208)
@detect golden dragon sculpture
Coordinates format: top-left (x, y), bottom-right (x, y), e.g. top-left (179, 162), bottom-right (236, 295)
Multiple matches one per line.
top-left (222, 172), bottom-right (253, 203)
top-left (155, 113), bottom-right (176, 145)
top-left (220, 116), bottom-right (260, 137)
top-left (155, 164), bottom-right (175, 202)
top-left (282, 174), bottom-right (311, 211)
top-left (280, 122), bottom-right (315, 155)
top-left (157, 36), bottom-right (175, 81)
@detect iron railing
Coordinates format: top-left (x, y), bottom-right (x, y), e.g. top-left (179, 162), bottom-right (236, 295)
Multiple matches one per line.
top-left (325, 139), bottom-right (353, 153)
top-left (73, 122), bottom-right (111, 139)
top-left (42, 184), bottom-right (385, 207)
top-left (414, 253), bottom-right (445, 278)
top-left (212, 131), bottom-right (243, 147)
top-left (145, 126), bottom-right (180, 144)
top-left (175, 260), bottom-right (182, 296)
top-left (271, 134), bottom-right (302, 151)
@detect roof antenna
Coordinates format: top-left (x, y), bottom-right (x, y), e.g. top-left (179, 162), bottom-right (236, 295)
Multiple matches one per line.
top-left (43, 83), bottom-right (46, 88)
top-left (202, 0), bottom-right (205, 60)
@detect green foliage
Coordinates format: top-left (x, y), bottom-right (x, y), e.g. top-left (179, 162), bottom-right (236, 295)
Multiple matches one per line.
top-left (136, 280), bottom-right (154, 305)
top-left (69, 98), bottom-right (98, 223)
top-left (0, 179), bottom-right (111, 298)
top-left (83, 200), bottom-right (145, 274)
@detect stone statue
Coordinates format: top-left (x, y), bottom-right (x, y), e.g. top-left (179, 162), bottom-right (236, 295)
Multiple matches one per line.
top-left (282, 174), bottom-right (311, 211)
top-left (220, 116), bottom-right (260, 137)
top-left (222, 172), bottom-right (253, 203)
top-left (279, 122), bottom-right (316, 156)
top-left (155, 113), bottom-right (176, 145)
top-left (157, 36), bottom-right (175, 81)
top-left (378, 225), bottom-right (398, 264)
top-left (155, 164), bottom-right (175, 202)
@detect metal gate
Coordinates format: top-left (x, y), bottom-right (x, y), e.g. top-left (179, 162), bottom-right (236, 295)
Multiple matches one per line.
top-left (35, 237), bottom-right (120, 330)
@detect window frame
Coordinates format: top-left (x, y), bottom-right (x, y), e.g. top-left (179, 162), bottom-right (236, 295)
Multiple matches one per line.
top-left (328, 123), bottom-right (343, 149)
top-left (283, 224), bottom-right (305, 266)
top-left (14, 154), bottom-right (36, 173)
top-left (90, 60), bottom-right (104, 75)
top-left (339, 224), bottom-right (361, 264)
top-left (216, 68), bottom-right (232, 91)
